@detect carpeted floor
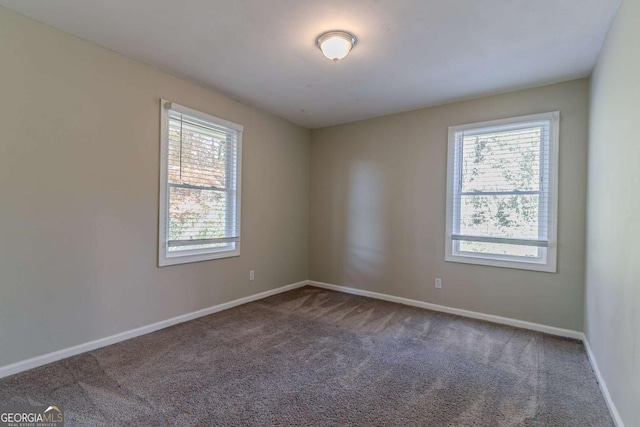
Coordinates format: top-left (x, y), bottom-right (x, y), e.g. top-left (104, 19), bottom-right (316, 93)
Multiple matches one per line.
top-left (0, 286), bottom-right (612, 426)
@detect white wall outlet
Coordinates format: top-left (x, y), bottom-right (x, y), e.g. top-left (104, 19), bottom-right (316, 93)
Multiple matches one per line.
top-left (249, 270), bottom-right (255, 281)
top-left (435, 278), bottom-right (442, 289)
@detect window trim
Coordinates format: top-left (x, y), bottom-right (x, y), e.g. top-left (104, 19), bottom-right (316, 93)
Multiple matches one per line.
top-left (158, 99), bottom-right (243, 267)
top-left (444, 111), bottom-right (559, 273)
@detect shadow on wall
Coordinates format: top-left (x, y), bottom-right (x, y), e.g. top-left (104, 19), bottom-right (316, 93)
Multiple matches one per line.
top-left (342, 161), bottom-right (390, 291)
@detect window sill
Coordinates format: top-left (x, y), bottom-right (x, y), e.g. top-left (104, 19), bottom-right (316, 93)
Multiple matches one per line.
top-left (445, 253), bottom-right (557, 273)
top-left (158, 248), bottom-right (240, 267)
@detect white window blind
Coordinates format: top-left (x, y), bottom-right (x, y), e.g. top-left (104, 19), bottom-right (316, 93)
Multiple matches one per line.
top-left (159, 100), bottom-right (242, 266)
top-left (445, 112), bottom-right (559, 272)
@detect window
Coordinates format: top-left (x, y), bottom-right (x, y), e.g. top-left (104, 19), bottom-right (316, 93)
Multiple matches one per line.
top-left (159, 100), bottom-right (242, 266)
top-left (445, 112), bottom-right (559, 272)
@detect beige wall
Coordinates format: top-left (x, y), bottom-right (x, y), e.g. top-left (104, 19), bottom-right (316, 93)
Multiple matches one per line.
top-left (0, 8), bottom-right (309, 367)
top-left (310, 79), bottom-right (589, 331)
top-left (586, 0), bottom-right (640, 425)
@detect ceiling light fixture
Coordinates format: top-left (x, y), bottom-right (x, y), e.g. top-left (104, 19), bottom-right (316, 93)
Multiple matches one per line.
top-left (316, 31), bottom-right (357, 63)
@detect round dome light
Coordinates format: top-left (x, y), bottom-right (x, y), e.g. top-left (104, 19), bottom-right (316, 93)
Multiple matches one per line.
top-left (316, 31), bottom-right (357, 62)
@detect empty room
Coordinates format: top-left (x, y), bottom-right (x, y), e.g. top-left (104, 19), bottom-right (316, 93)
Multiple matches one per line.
top-left (0, 0), bottom-right (637, 426)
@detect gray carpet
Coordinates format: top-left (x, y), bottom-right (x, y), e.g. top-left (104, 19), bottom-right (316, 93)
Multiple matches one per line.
top-left (0, 286), bottom-right (612, 426)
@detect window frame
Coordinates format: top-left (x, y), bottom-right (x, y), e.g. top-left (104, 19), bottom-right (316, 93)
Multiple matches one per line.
top-left (158, 99), bottom-right (243, 267)
top-left (445, 111), bottom-right (559, 273)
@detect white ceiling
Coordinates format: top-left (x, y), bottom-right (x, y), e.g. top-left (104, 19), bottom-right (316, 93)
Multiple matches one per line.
top-left (0, 0), bottom-right (620, 128)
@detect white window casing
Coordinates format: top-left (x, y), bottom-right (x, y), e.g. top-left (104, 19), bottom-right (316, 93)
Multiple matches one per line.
top-left (159, 100), bottom-right (242, 266)
top-left (445, 112), bottom-right (559, 272)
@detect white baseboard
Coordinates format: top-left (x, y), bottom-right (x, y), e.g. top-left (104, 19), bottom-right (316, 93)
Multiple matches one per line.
top-left (0, 280), bottom-right (307, 380)
top-left (307, 280), bottom-right (583, 339)
top-left (583, 338), bottom-right (625, 427)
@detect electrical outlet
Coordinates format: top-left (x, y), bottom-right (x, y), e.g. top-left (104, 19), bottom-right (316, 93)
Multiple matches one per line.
top-left (435, 278), bottom-right (442, 289)
top-left (249, 270), bottom-right (255, 281)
